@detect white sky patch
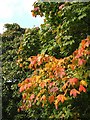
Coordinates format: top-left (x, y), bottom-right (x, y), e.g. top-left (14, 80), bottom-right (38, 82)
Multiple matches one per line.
top-left (22, 0), bottom-right (35, 13)
top-left (0, 0), bottom-right (13, 19)
top-left (0, 23), bottom-right (6, 34)
top-left (0, 0), bottom-right (43, 33)
top-left (0, 0), bottom-right (37, 19)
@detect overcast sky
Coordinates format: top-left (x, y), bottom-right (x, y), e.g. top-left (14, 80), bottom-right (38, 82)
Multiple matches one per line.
top-left (0, 0), bottom-right (44, 33)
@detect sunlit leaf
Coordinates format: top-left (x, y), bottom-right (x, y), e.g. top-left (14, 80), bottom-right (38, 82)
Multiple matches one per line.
top-left (79, 85), bottom-right (86, 92)
top-left (48, 95), bottom-right (55, 104)
top-left (70, 89), bottom-right (80, 97)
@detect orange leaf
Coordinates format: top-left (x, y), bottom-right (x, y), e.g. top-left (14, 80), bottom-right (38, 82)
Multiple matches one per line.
top-left (24, 78), bottom-right (31, 83)
top-left (39, 81), bottom-right (46, 88)
top-left (48, 95), bottom-right (55, 104)
top-left (62, 82), bottom-right (68, 90)
top-left (57, 94), bottom-right (67, 103)
top-left (22, 93), bottom-right (27, 99)
top-left (37, 55), bottom-right (43, 65)
top-left (81, 39), bottom-right (86, 48)
top-left (23, 84), bottom-right (28, 90)
top-left (18, 83), bottom-right (21, 87)
top-left (73, 49), bottom-right (78, 56)
top-left (69, 64), bottom-right (76, 70)
top-left (70, 89), bottom-right (80, 97)
top-left (19, 63), bottom-right (23, 67)
top-left (17, 108), bottom-right (21, 112)
top-left (19, 86), bottom-right (24, 92)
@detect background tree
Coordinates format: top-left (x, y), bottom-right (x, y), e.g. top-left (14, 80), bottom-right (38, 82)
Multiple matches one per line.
top-left (1, 23), bottom-right (31, 120)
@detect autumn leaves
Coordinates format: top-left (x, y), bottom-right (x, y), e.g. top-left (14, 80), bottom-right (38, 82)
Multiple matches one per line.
top-left (18, 37), bottom-right (90, 111)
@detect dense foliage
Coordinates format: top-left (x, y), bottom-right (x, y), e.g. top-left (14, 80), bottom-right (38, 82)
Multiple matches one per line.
top-left (32, 2), bottom-right (90, 57)
top-left (1, 1), bottom-right (90, 120)
top-left (1, 23), bottom-right (31, 120)
top-left (18, 1), bottom-right (90, 120)
top-left (18, 37), bottom-right (90, 119)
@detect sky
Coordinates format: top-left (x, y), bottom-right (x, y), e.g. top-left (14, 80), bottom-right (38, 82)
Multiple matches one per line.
top-left (0, 0), bottom-right (44, 33)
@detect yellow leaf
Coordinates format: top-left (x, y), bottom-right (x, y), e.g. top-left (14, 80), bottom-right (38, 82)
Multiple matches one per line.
top-left (80, 80), bottom-right (87, 87)
top-left (54, 100), bottom-right (58, 109)
top-left (41, 95), bottom-right (46, 102)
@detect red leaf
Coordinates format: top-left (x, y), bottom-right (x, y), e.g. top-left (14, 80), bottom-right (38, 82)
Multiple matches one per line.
top-left (30, 94), bottom-right (35, 100)
top-left (49, 87), bottom-right (58, 93)
top-left (31, 60), bottom-right (37, 65)
top-left (29, 56), bottom-right (38, 68)
top-left (69, 78), bottom-right (78, 85)
top-left (49, 82), bottom-right (55, 88)
top-left (74, 48), bottom-right (84, 59)
top-left (34, 7), bottom-right (39, 11)
top-left (79, 85), bottom-right (86, 92)
top-left (78, 59), bottom-right (86, 66)
top-left (81, 40), bottom-right (86, 48)
top-left (54, 67), bottom-right (65, 78)
top-left (24, 78), bottom-right (31, 83)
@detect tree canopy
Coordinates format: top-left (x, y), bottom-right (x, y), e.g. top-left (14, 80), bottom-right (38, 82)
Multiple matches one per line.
top-left (1, 1), bottom-right (90, 120)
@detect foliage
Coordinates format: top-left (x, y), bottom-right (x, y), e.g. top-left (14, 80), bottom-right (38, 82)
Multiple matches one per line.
top-left (18, 37), bottom-right (90, 119)
top-left (17, 2), bottom-right (90, 61)
top-left (32, 2), bottom-right (90, 57)
top-left (17, 1), bottom-right (90, 119)
top-left (17, 27), bottom-right (41, 71)
top-left (1, 23), bottom-right (31, 120)
top-left (1, 1), bottom-right (90, 120)
top-left (1, 23), bottom-right (25, 81)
